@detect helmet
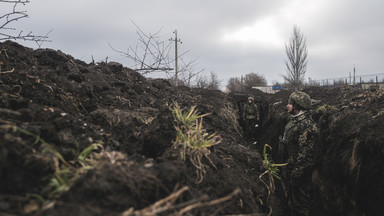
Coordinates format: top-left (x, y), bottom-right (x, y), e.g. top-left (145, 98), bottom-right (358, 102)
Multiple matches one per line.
top-left (289, 91), bottom-right (311, 110)
top-left (248, 96), bottom-right (254, 101)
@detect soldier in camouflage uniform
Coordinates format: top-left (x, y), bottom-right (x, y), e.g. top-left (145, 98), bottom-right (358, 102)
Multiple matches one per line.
top-left (242, 96), bottom-right (260, 139)
top-left (279, 91), bottom-right (319, 216)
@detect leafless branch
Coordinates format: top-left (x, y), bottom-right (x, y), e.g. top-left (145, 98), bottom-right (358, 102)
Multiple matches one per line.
top-left (110, 21), bottom-right (204, 85)
top-left (0, 0), bottom-right (51, 44)
top-left (194, 71), bottom-right (222, 90)
top-left (171, 56), bottom-right (202, 85)
top-left (35, 29), bottom-right (53, 48)
top-left (0, 0), bottom-right (29, 3)
top-left (109, 21), bottom-right (174, 74)
top-left (0, 1), bottom-right (29, 30)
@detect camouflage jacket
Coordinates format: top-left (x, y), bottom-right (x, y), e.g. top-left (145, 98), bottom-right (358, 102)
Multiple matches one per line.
top-left (282, 111), bottom-right (319, 181)
top-left (242, 103), bottom-right (260, 120)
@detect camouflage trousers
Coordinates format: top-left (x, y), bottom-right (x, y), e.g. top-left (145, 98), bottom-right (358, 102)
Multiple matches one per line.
top-left (281, 166), bottom-right (313, 216)
top-left (288, 182), bottom-right (312, 216)
top-left (243, 119), bottom-right (257, 138)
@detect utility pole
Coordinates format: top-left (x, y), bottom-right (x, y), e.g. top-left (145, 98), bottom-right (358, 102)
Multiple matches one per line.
top-left (169, 30), bottom-right (182, 86)
top-left (353, 65), bottom-right (356, 85)
top-left (349, 72), bottom-right (351, 85)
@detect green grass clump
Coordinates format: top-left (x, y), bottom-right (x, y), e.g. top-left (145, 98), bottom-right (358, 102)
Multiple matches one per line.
top-left (47, 141), bottom-right (103, 198)
top-left (170, 103), bottom-right (221, 183)
top-left (261, 144), bottom-right (287, 181)
top-left (1, 123), bottom-right (103, 198)
top-left (259, 144), bottom-right (287, 216)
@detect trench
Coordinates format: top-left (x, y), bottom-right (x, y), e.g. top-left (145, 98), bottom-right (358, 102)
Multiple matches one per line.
top-left (229, 89), bottom-right (384, 216)
top-left (1, 41), bottom-right (383, 216)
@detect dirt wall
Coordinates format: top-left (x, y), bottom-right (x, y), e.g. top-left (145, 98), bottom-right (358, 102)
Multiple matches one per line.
top-left (258, 87), bottom-right (384, 216)
top-left (0, 41), bottom-right (269, 216)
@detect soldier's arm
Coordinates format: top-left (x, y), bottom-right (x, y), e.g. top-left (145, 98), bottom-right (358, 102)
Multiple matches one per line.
top-left (291, 126), bottom-right (317, 180)
top-left (242, 105), bottom-right (246, 119)
top-left (255, 104), bottom-right (260, 119)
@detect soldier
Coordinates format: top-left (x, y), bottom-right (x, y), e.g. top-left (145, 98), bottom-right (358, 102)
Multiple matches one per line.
top-left (242, 96), bottom-right (260, 139)
top-left (279, 91), bottom-right (319, 216)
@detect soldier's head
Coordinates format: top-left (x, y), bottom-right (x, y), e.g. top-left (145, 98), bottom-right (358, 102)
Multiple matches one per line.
top-left (248, 96), bottom-right (254, 103)
top-left (287, 91), bottom-right (311, 114)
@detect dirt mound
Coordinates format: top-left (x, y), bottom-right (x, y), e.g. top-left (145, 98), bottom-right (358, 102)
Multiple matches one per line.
top-left (0, 41), bottom-right (268, 216)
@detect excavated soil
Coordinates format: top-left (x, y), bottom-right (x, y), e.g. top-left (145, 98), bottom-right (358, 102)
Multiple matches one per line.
top-left (257, 86), bottom-right (384, 216)
top-left (1, 41), bottom-right (383, 216)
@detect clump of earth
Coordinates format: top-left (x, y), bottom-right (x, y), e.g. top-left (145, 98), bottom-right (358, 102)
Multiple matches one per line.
top-left (1, 41), bottom-right (383, 216)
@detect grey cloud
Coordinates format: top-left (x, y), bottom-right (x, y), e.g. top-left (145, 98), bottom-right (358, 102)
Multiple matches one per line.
top-left (10, 0), bottom-right (384, 87)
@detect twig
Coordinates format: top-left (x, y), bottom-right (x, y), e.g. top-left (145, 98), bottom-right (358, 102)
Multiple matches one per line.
top-left (259, 171), bottom-right (273, 216)
top-left (0, 67), bottom-right (15, 73)
top-left (120, 186), bottom-right (189, 216)
top-left (120, 187), bottom-right (241, 216)
top-left (0, 0), bottom-right (51, 43)
top-left (178, 188), bottom-right (241, 215)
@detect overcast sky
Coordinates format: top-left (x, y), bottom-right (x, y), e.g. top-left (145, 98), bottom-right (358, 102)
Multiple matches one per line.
top-left (6, 0), bottom-right (384, 89)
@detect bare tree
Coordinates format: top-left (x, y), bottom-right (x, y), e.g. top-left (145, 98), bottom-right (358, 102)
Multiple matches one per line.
top-left (0, 0), bottom-right (51, 47)
top-left (110, 21), bottom-right (203, 87)
top-left (283, 25), bottom-right (308, 90)
top-left (194, 71), bottom-right (222, 90)
top-left (243, 72), bottom-right (267, 89)
top-left (177, 57), bottom-right (205, 87)
top-left (207, 72), bottom-right (222, 90)
top-left (226, 77), bottom-right (243, 92)
top-left (110, 23), bottom-right (173, 74)
top-left (226, 72), bottom-right (267, 92)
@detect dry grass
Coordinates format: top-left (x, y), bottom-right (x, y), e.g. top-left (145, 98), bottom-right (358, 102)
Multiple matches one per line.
top-left (170, 103), bottom-right (221, 183)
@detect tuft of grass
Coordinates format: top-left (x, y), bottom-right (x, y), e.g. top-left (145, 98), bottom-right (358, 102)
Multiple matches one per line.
top-left (259, 144), bottom-right (287, 216)
top-left (47, 141), bottom-right (104, 198)
top-left (1, 123), bottom-right (103, 198)
top-left (218, 102), bottom-right (241, 134)
top-left (170, 103), bottom-right (221, 183)
top-left (138, 116), bottom-right (156, 125)
top-left (261, 144), bottom-right (287, 181)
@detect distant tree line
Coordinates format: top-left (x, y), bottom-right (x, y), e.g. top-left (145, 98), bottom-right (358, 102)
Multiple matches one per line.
top-left (226, 25), bottom-right (308, 93)
top-left (226, 72), bottom-right (267, 92)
